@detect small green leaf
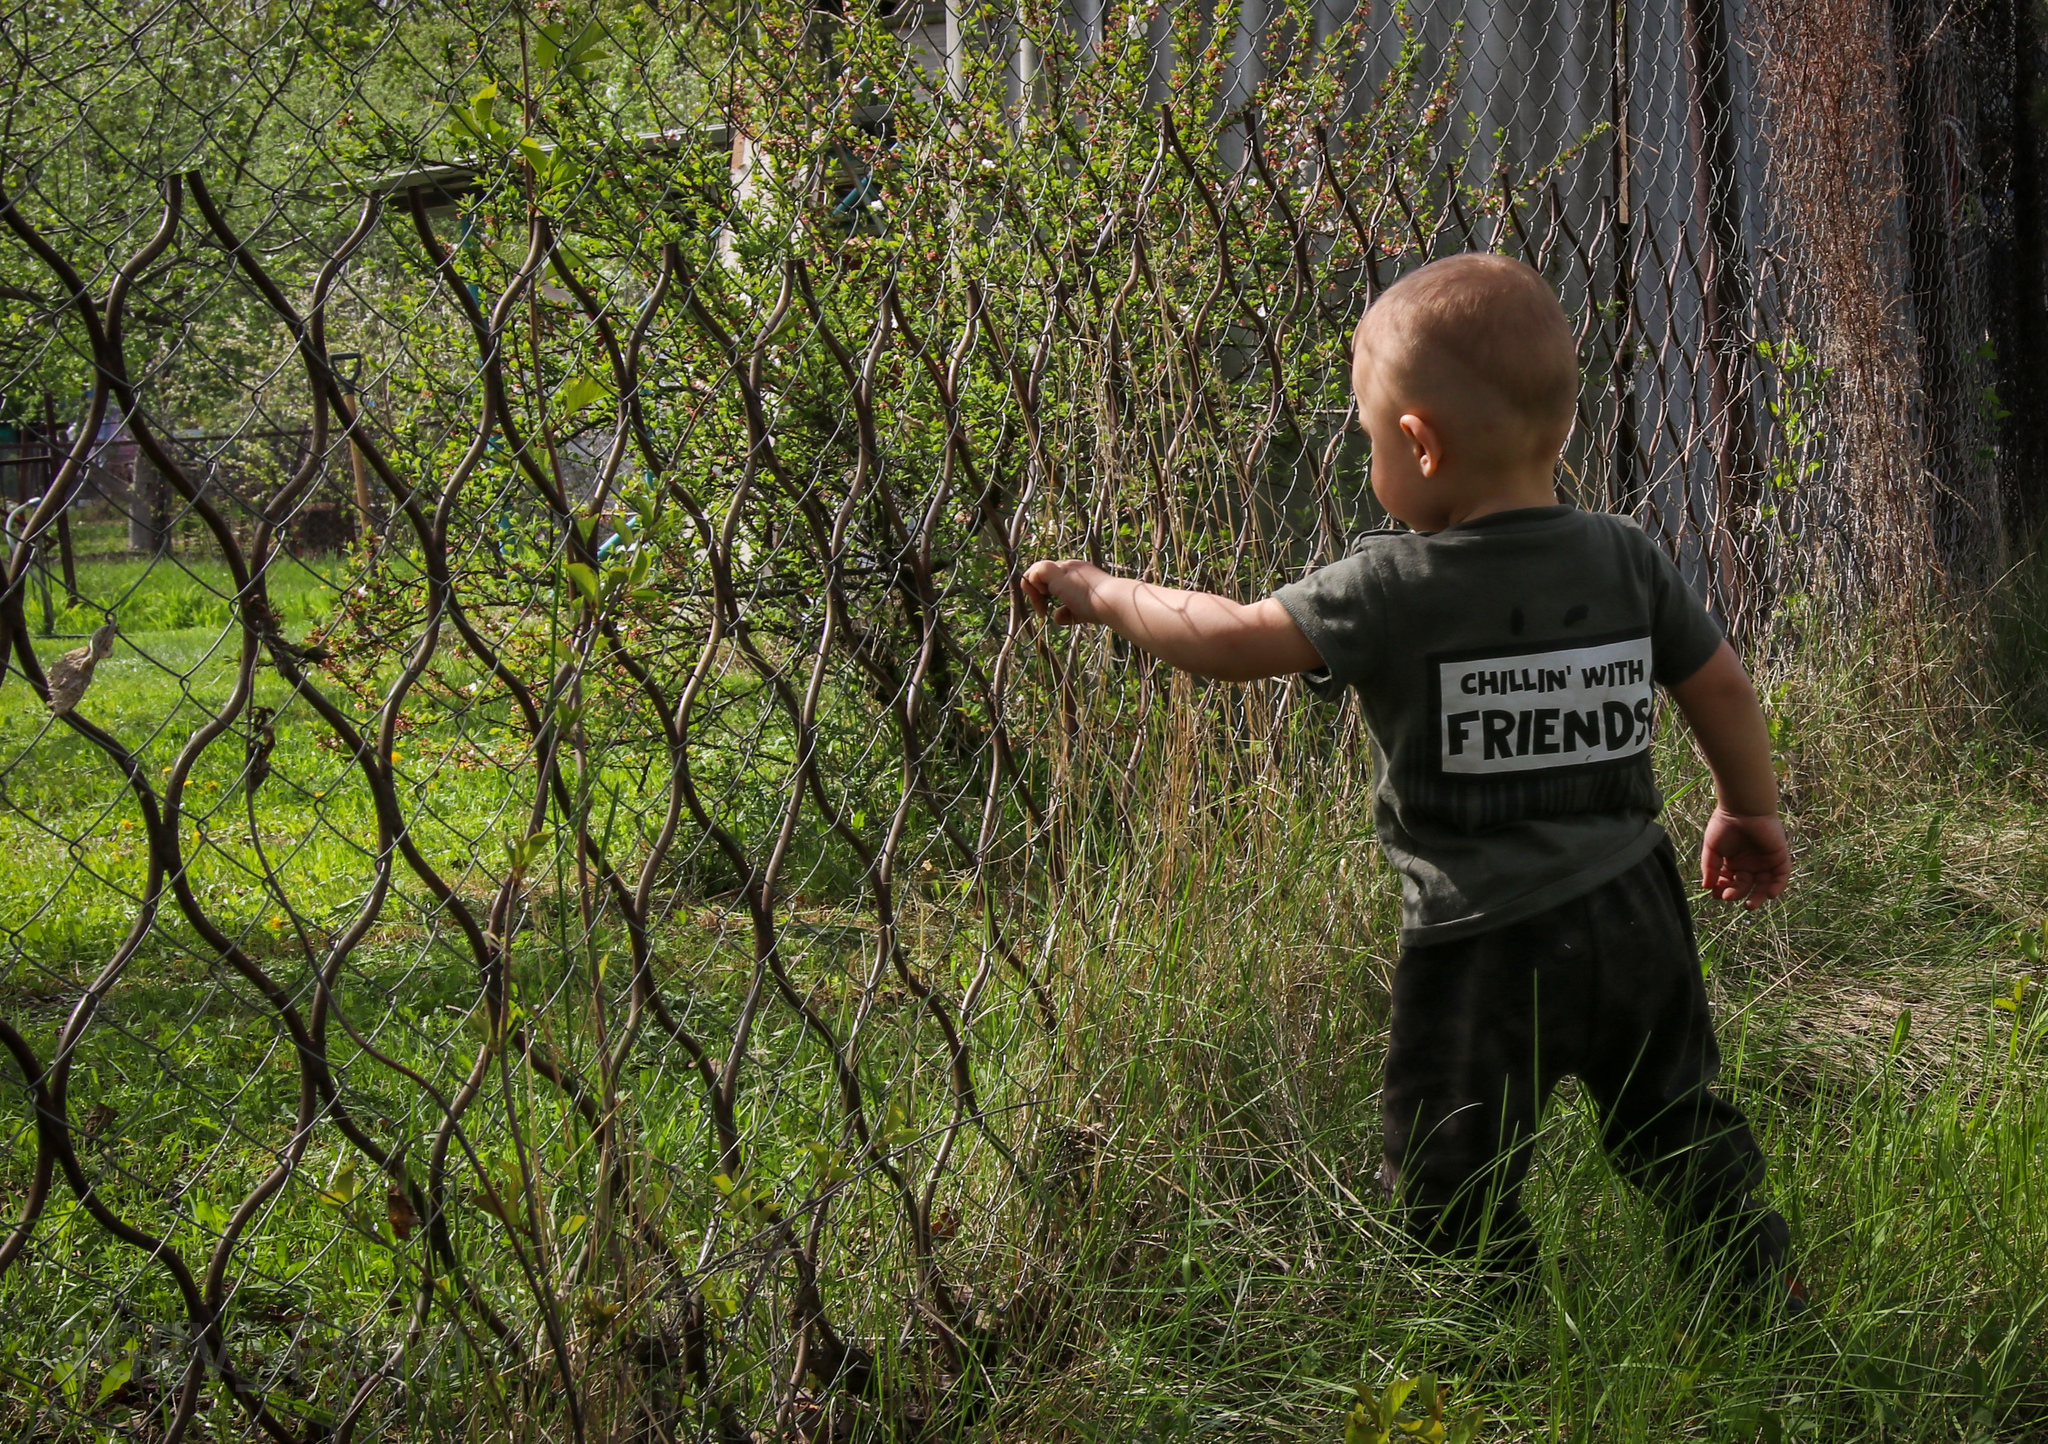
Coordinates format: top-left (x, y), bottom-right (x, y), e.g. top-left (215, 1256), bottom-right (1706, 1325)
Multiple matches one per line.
top-left (95, 1343), bottom-right (137, 1405)
top-left (535, 23), bottom-right (566, 70)
top-left (317, 1162), bottom-right (360, 1208)
top-left (1346, 1393), bottom-right (1392, 1444)
top-left (53, 1354), bottom-right (82, 1408)
top-left (802, 1140), bottom-right (852, 1183)
top-left (555, 374), bottom-right (612, 418)
top-left (703, 1274), bottom-right (740, 1319)
top-left (550, 21), bottom-right (611, 78)
top-left (565, 562), bottom-right (599, 604)
top-left (519, 137), bottom-right (560, 188)
top-left (882, 1099), bottom-right (918, 1148)
top-left (445, 82), bottom-right (506, 147)
top-left (503, 830), bottom-right (550, 871)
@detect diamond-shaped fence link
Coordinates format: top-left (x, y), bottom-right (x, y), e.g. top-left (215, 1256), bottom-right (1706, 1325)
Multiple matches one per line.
top-left (0, 0), bottom-right (2036, 1439)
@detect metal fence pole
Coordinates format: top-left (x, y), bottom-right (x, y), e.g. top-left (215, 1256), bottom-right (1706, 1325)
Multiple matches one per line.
top-left (43, 393), bottom-right (77, 602)
top-left (1680, 0), bottom-right (1767, 627)
top-left (1610, 0), bottom-right (1642, 514)
top-left (128, 446), bottom-right (167, 556)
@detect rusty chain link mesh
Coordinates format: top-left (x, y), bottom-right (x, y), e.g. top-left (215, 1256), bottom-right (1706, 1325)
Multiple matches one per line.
top-left (0, 0), bottom-right (2036, 1439)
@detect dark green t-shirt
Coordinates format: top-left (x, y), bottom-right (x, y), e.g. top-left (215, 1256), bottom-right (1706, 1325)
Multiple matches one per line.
top-left (1273, 505), bottom-right (1724, 944)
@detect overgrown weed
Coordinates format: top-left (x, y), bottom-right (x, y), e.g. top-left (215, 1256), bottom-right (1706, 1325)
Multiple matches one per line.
top-left (1002, 624), bottom-right (2048, 1440)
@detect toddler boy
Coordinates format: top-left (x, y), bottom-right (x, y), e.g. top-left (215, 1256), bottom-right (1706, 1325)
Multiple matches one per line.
top-left (1023, 253), bottom-right (1795, 1307)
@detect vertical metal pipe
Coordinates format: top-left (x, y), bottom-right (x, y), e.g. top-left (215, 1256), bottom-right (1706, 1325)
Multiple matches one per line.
top-left (129, 445), bottom-right (166, 556)
top-left (945, 0), bottom-right (966, 103)
top-left (1609, 0), bottom-right (1641, 513)
top-left (1016, 0), bottom-right (1037, 120)
top-left (1996, 0), bottom-right (2048, 547)
top-left (340, 393), bottom-right (374, 544)
top-left (44, 393), bottom-right (77, 602)
top-left (1680, 0), bottom-right (1765, 624)
top-left (1887, 0), bottom-right (1967, 579)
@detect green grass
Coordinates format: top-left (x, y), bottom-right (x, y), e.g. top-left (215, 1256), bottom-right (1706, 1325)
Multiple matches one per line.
top-left (1003, 723), bottom-right (2048, 1442)
top-left (1, 544), bottom-right (427, 966)
top-left (2, 549), bottom-right (2046, 1442)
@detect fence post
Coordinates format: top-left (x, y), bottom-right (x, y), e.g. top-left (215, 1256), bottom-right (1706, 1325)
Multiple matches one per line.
top-left (1680, 0), bottom-right (1767, 628)
top-left (1887, 0), bottom-right (1974, 583)
top-left (1609, 0), bottom-right (1642, 514)
top-left (42, 393), bottom-right (78, 603)
top-left (338, 395), bottom-right (374, 543)
top-left (327, 352), bottom-right (376, 544)
top-left (129, 447), bottom-right (168, 556)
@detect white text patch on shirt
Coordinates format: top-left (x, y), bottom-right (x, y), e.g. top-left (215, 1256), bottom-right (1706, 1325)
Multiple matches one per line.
top-left (1437, 635), bottom-right (1655, 775)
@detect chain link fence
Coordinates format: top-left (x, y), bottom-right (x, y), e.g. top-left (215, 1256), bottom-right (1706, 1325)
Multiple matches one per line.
top-left (1, 1), bottom-right (2041, 1439)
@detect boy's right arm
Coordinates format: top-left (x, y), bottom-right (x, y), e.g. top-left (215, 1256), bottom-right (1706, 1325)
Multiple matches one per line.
top-left (1667, 639), bottom-right (1792, 908)
top-left (1021, 559), bottom-right (1324, 683)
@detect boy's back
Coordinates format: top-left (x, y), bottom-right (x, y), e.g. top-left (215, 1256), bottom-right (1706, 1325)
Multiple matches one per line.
top-left (1276, 505), bottom-right (1724, 944)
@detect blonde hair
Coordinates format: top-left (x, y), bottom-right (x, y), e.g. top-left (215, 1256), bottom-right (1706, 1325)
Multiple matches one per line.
top-left (1352, 253), bottom-right (1579, 463)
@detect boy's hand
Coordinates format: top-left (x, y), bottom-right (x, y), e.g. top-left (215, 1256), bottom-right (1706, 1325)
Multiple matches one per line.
top-left (1670, 642), bottom-right (1790, 909)
top-left (1018, 558), bottom-right (1322, 681)
top-left (1022, 559), bottom-right (1108, 625)
top-left (1699, 807), bottom-right (1790, 909)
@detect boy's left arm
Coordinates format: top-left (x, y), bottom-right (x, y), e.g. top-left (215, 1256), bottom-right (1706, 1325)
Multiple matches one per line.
top-left (1667, 640), bottom-right (1792, 908)
top-left (1021, 559), bottom-right (1323, 683)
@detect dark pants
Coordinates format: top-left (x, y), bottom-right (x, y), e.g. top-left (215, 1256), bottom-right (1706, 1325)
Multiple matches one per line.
top-left (1382, 839), bottom-right (1787, 1285)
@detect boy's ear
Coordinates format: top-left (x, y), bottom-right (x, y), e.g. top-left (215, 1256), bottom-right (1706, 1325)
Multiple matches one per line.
top-left (1399, 413), bottom-right (1443, 477)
